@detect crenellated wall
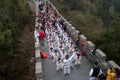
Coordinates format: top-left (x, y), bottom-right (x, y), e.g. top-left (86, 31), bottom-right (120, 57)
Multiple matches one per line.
top-left (47, 0), bottom-right (120, 71)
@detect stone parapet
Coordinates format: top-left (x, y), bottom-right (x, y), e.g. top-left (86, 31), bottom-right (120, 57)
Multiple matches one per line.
top-left (80, 35), bottom-right (87, 42)
top-left (100, 61), bottom-right (108, 71)
top-left (85, 41), bottom-right (95, 56)
top-left (108, 61), bottom-right (120, 69)
top-left (35, 42), bottom-right (43, 80)
top-left (96, 49), bottom-right (106, 62)
top-left (69, 26), bottom-right (76, 40)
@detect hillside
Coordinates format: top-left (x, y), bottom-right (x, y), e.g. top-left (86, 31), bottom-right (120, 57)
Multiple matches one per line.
top-left (0, 0), bottom-right (35, 80)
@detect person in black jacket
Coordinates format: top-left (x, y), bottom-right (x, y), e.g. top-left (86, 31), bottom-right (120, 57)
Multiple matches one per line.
top-left (89, 62), bottom-right (102, 80)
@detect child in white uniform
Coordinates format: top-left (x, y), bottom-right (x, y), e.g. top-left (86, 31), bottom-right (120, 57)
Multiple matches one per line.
top-left (53, 50), bottom-right (59, 63)
top-left (63, 54), bottom-right (74, 75)
top-left (60, 50), bottom-right (67, 61)
top-left (49, 47), bottom-right (54, 58)
top-left (74, 53), bottom-right (81, 66)
top-left (56, 57), bottom-right (63, 71)
top-left (69, 42), bottom-right (74, 53)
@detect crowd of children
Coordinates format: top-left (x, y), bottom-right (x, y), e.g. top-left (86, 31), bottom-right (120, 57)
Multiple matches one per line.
top-left (34, 0), bottom-right (120, 79)
top-left (34, 0), bottom-right (81, 75)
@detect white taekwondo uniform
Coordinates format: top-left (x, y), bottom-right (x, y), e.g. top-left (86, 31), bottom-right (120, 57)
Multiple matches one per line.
top-left (63, 55), bottom-right (74, 74)
top-left (56, 59), bottom-right (63, 71)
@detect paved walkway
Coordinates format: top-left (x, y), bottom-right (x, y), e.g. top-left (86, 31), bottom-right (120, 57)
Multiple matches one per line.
top-left (35, 0), bottom-right (92, 80)
top-left (41, 45), bottom-right (92, 80)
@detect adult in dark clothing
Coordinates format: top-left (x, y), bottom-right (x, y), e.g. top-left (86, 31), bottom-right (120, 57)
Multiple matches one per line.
top-left (91, 47), bottom-right (96, 55)
top-left (38, 2), bottom-right (43, 11)
top-left (89, 62), bottom-right (102, 80)
top-left (98, 71), bottom-right (106, 80)
top-left (41, 25), bottom-right (45, 33)
top-left (63, 22), bottom-right (67, 31)
top-left (115, 68), bottom-right (120, 80)
top-left (42, 19), bottom-right (45, 26)
top-left (60, 20), bottom-right (67, 31)
top-left (53, 20), bottom-right (57, 29)
top-left (75, 33), bottom-right (80, 47)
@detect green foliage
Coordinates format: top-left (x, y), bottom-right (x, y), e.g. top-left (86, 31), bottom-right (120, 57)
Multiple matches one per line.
top-left (59, 5), bottom-right (70, 15)
top-left (0, 0), bottom-right (31, 79)
top-left (0, 32), bottom-right (5, 46)
top-left (93, 17), bottom-right (120, 65)
top-left (108, 6), bottom-right (115, 17)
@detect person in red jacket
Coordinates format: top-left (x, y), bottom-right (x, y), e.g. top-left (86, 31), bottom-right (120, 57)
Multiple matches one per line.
top-left (39, 29), bottom-right (45, 46)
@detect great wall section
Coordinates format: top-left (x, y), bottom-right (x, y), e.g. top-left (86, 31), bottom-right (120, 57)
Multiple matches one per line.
top-left (27, 0), bottom-right (120, 80)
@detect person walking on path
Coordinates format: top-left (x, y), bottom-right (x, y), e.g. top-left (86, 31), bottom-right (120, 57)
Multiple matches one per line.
top-left (89, 62), bottom-right (102, 80)
top-left (39, 29), bottom-right (45, 46)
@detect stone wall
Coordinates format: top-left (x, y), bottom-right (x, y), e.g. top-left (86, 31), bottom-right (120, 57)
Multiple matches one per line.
top-left (34, 0), bottom-right (43, 80)
top-left (47, 0), bottom-right (120, 71)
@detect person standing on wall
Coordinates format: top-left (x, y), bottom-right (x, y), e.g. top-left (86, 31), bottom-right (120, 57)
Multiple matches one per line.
top-left (89, 62), bottom-right (102, 80)
top-left (75, 33), bottom-right (80, 47)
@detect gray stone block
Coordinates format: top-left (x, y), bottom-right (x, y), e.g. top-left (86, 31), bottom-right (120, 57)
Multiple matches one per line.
top-left (70, 27), bottom-right (76, 39)
top-left (96, 49), bottom-right (106, 61)
top-left (36, 73), bottom-right (43, 79)
top-left (37, 79), bottom-right (43, 80)
top-left (108, 60), bottom-right (120, 69)
top-left (35, 43), bottom-right (40, 48)
top-left (75, 30), bottom-right (80, 34)
top-left (85, 41), bottom-right (95, 56)
top-left (66, 24), bottom-right (72, 35)
top-left (36, 68), bottom-right (42, 74)
top-left (87, 41), bottom-right (95, 49)
top-left (36, 58), bottom-right (41, 63)
top-left (86, 41), bottom-right (95, 51)
top-left (35, 49), bottom-right (40, 58)
top-left (65, 22), bottom-right (69, 31)
top-left (80, 35), bottom-right (87, 42)
top-left (36, 62), bottom-right (42, 69)
top-left (100, 61), bottom-right (108, 71)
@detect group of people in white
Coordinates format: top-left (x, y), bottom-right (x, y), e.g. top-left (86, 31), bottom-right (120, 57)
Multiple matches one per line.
top-left (46, 22), bottom-right (81, 74)
top-left (34, 0), bottom-right (82, 75)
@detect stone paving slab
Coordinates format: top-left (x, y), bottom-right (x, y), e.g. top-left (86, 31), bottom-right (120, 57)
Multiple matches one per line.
top-left (36, 62), bottom-right (42, 69)
top-left (35, 49), bottom-right (40, 58)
